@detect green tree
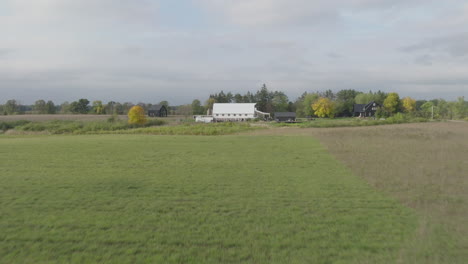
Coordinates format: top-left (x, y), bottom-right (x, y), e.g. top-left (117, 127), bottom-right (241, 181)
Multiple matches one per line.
top-left (105, 101), bottom-right (116, 115)
top-left (211, 91), bottom-right (231, 103)
top-left (122, 102), bottom-right (134, 115)
top-left (416, 100), bottom-right (427, 111)
top-left (4, 100), bottom-right (18, 115)
top-left (294, 92), bottom-right (307, 117)
top-left (70, 99), bottom-right (90, 114)
top-left (454, 96), bottom-right (467, 119)
top-left (59, 102), bottom-right (70, 114)
top-left (92, 101), bottom-right (104, 114)
top-left (435, 99), bottom-right (449, 119)
top-left (34, 100), bottom-right (47, 114)
top-left (191, 99), bottom-right (204, 115)
top-left (287, 101), bottom-right (295, 112)
top-left (137, 103), bottom-right (149, 112)
top-left (234, 93), bottom-right (244, 103)
top-left (375, 107), bottom-right (389, 118)
top-left (255, 84), bottom-right (273, 112)
top-left (335, 89), bottom-right (359, 117)
top-left (114, 103), bottom-right (124, 115)
top-left (159, 101), bottom-right (169, 108)
top-left (312, 97), bottom-right (335, 118)
top-left (46, 101), bottom-right (56, 114)
top-left (383, 93), bottom-right (400, 115)
top-left (272, 92), bottom-right (289, 112)
top-left (355, 93), bottom-right (374, 104)
top-left (245, 91), bottom-right (255, 103)
top-left (420, 101), bottom-right (434, 118)
top-left (127, 106), bottom-right (147, 125)
top-left (373, 90), bottom-right (387, 105)
top-left (177, 104), bottom-right (193, 118)
top-left (303, 93), bottom-right (319, 117)
top-left (321, 89), bottom-right (335, 100)
top-left (205, 98), bottom-right (215, 114)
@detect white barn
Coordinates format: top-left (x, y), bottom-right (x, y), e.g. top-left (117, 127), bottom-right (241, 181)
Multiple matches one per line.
top-left (212, 103), bottom-right (270, 121)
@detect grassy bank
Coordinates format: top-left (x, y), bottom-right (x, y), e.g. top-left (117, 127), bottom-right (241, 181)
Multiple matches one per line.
top-left (0, 135), bottom-right (416, 263)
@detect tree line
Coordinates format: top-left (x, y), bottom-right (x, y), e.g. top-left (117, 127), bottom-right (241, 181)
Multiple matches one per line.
top-left (0, 99), bottom-right (171, 116)
top-left (1, 84), bottom-right (467, 119)
top-left (193, 84), bottom-right (467, 119)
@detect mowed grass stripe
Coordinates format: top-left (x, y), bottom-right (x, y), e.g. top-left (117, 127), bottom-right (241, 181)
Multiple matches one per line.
top-left (0, 135), bottom-right (416, 263)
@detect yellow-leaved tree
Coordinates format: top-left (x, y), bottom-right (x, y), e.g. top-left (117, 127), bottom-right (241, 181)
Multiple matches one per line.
top-left (128, 105), bottom-right (147, 125)
top-left (383, 92), bottom-right (400, 115)
top-left (312, 97), bottom-right (335, 118)
top-left (401, 97), bottom-right (416, 113)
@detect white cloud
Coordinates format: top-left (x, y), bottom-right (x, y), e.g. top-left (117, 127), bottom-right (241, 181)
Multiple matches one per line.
top-left (2, 0), bottom-right (159, 26)
top-left (400, 32), bottom-right (468, 61)
top-left (198, 0), bottom-right (430, 27)
top-left (1, 0), bottom-right (467, 104)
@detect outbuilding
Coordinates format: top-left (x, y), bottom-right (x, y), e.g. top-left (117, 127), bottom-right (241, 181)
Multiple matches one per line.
top-left (194, 116), bottom-right (214, 123)
top-left (148, 104), bottom-right (168, 117)
top-left (274, 112), bottom-right (296, 122)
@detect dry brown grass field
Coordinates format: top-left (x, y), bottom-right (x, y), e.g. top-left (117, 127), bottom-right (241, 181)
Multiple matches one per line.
top-left (0, 114), bottom-right (128, 122)
top-left (246, 122), bottom-right (468, 263)
top-left (311, 122), bottom-right (467, 263)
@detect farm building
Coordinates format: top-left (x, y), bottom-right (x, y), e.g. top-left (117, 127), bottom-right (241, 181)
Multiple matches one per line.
top-left (354, 101), bottom-right (381, 117)
top-left (212, 103), bottom-right (270, 121)
top-left (194, 116), bottom-right (214, 123)
top-left (274, 112), bottom-right (296, 122)
top-left (148, 104), bottom-right (168, 117)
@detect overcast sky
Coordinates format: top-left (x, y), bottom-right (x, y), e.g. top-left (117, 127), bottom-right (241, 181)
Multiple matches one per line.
top-left (1, 0), bottom-right (467, 105)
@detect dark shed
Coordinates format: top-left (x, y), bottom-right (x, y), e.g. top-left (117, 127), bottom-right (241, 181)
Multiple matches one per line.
top-left (148, 104), bottom-right (168, 117)
top-left (274, 112), bottom-right (296, 122)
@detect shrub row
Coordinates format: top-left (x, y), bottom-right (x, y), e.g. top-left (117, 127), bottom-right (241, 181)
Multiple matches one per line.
top-left (271, 115), bottom-right (430, 128)
top-left (0, 120), bottom-right (32, 132)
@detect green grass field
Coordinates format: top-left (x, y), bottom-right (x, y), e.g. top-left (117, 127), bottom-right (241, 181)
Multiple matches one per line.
top-left (0, 135), bottom-right (416, 263)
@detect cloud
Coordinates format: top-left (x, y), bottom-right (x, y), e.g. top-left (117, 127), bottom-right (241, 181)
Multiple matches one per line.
top-left (401, 33), bottom-right (468, 57)
top-left (1, 0), bottom-right (467, 104)
top-left (413, 54), bottom-right (433, 66)
top-left (198, 0), bottom-right (429, 27)
top-left (327, 52), bottom-right (343, 59)
top-left (0, 48), bottom-right (14, 58)
top-left (2, 0), bottom-right (159, 26)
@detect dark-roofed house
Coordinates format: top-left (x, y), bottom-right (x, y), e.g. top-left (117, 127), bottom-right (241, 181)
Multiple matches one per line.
top-left (274, 112), bottom-right (296, 122)
top-left (354, 101), bottom-right (381, 117)
top-left (148, 104), bottom-right (168, 117)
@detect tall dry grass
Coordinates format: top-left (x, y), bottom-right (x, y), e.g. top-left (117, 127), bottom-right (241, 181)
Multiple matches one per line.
top-left (0, 114), bottom-right (128, 122)
top-left (309, 122), bottom-right (468, 263)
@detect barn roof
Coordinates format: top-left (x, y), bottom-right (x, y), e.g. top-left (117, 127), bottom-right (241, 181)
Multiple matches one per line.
top-left (149, 104), bottom-right (165, 111)
top-left (354, 101), bottom-right (380, 113)
top-left (274, 112), bottom-right (296, 117)
top-left (213, 103), bottom-right (256, 114)
top-left (354, 104), bottom-right (366, 113)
